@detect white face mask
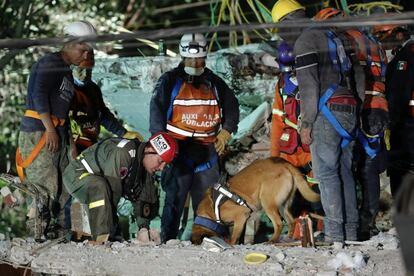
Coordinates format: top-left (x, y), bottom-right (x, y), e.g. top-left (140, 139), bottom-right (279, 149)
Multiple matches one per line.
top-left (184, 66), bottom-right (204, 76)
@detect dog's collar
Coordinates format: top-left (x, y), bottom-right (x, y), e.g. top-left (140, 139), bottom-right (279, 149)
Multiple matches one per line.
top-left (194, 216), bottom-right (228, 236)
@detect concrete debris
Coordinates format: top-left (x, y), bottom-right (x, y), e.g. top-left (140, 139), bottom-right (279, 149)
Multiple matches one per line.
top-left (0, 237), bottom-right (405, 275)
top-left (328, 251), bottom-right (366, 270)
top-left (165, 239), bottom-right (181, 246)
top-left (201, 236), bottom-right (232, 253)
top-left (268, 261), bottom-right (284, 272)
top-left (232, 102), bottom-right (271, 146)
top-left (316, 271), bottom-right (338, 276)
top-left (0, 240), bottom-right (11, 259)
top-left (111, 241), bottom-right (127, 251)
top-left (10, 245), bottom-right (33, 265)
top-left (364, 231), bottom-right (400, 250)
top-left (276, 251), bottom-right (286, 261)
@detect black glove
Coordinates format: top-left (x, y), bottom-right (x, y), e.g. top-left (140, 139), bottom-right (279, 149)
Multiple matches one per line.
top-left (361, 108), bottom-right (390, 136)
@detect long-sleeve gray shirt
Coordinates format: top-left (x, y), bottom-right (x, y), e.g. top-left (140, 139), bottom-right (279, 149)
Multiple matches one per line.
top-left (294, 28), bottom-right (365, 126)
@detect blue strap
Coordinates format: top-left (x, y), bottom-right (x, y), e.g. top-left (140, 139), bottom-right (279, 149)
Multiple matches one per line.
top-left (319, 84), bottom-right (355, 148)
top-left (326, 31), bottom-right (352, 83)
top-left (194, 216), bottom-right (228, 236)
top-left (357, 130), bottom-right (382, 158)
top-left (327, 31), bottom-right (341, 73)
top-left (180, 153), bottom-right (219, 173)
top-left (167, 78), bottom-right (183, 120)
top-left (282, 73), bottom-right (298, 96)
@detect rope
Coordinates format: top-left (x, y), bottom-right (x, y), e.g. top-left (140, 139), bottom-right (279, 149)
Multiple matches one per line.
top-left (348, 1), bottom-right (403, 16)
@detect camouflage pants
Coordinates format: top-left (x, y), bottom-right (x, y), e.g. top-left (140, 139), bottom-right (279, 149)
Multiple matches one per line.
top-left (18, 131), bottom-right (71, 238)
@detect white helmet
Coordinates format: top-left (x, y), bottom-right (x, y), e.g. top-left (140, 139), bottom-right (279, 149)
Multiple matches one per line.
top-left (179, 33), bottom-right (207, 58)
top-left (64, 21), bottom-right (97, 37)
top-left (64, 21), bottom-right (97, 47)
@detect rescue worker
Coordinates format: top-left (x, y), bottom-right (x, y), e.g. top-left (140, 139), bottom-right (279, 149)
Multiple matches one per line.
top-left (272, 0), bottom-right (365, 246)
top-left (314, 7), bottom-right (390, 240)
top-left (71, 50), bottom-right (144, 153)
top-left (70, 50), bottom-right (146, 234)
top-left (270, 41), bottom-right (323, 227)
top-left (270, 41), bottom-right (312, 175)
top-left (150, 33), bottom-right (239, 242)
top-left (62, 132), bottom-right (178, 243)
top-left (376, 24), bottom-right (414, 196)
top-left (16, 21), bottom-right (97, 240)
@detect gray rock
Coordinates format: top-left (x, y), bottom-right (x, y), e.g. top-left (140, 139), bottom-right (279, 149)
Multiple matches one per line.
top-left (10, 246), bottom-right (34, 265)
top-left (317, 271), bottom-right (337, 276)
top-left (276, 252), bottom-right (285, 261)
top-left (268, 262), bottom-right (284, 272)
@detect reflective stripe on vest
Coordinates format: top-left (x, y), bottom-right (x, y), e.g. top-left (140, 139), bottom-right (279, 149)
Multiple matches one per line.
top-left (365, 90), bottom-right (386, 97)
top-left (89, 199), bottom-right (105, 209)
top-left (166, 79), bottom-right (221, 142)
top-left (272, 108), bottom-right (284, 116)
top-left (166, 124), bottom-right (216, 138)
top-left (81, 159), bottom-right (94, 174)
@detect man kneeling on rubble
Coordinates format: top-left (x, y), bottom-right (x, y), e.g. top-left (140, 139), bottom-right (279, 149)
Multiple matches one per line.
top-left (63, 132), bottom-right (178, 243)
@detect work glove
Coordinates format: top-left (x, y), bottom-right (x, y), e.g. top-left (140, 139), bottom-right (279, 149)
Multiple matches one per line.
top-left (384, 128), bottom-right (391, 151)
top-left (123, 131), bottom-right (144, 141)
top-left (214, 129), bottom-right (231, 155)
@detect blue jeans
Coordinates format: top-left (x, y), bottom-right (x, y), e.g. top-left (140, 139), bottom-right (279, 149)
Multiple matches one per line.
top-left (310, 110), bottom-right (359, 242)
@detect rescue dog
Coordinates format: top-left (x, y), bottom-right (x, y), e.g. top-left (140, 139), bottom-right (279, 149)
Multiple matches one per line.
top-left (191, 157), bottom-right (320, 245)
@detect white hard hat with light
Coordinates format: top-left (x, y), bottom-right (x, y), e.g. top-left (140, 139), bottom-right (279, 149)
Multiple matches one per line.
top-left (179, 33), bottom-right (207, 58)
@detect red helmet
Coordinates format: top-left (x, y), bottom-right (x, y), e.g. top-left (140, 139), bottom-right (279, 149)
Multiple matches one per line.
top-left (148, 132), bottom-right (178, 164)
top-left (372, 24), bottom-right (406, 41)
top-left (313, 8), bottom-right (344, 21)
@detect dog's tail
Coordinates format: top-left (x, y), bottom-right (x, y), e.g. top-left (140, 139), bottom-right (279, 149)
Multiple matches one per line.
top-left (287, 165), bottom-right (320, 202)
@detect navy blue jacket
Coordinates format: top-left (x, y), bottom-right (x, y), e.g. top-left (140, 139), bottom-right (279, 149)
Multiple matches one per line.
top-left (20, 52), bottom-right (74, 132)
top-left (149, 64), bottom-right (239, 135)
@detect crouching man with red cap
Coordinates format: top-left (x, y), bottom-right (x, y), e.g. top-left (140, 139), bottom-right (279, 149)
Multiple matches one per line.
top-left (63, 132), bottom-right (178, 243)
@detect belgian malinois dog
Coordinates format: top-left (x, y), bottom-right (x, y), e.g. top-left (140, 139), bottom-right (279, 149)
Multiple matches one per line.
top-left (192, 157), bottom-right (320, 245)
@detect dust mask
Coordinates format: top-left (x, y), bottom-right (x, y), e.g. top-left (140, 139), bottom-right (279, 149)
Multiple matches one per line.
top-left (184, 66), bottom-right (204, 76)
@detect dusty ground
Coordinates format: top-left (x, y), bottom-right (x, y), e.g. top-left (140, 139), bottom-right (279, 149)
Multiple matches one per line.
top-left (0, 228), bottom-right (405, 276)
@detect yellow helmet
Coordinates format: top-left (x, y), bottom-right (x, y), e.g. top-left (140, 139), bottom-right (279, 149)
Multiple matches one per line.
top-left (271, 0), bottom-right (305, 22)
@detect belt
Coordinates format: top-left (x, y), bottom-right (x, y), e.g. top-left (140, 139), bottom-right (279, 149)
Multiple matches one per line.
top-left (328, 103), bottom-right (357, 114)
top-left (328, 96), bottom-right (357, 105)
